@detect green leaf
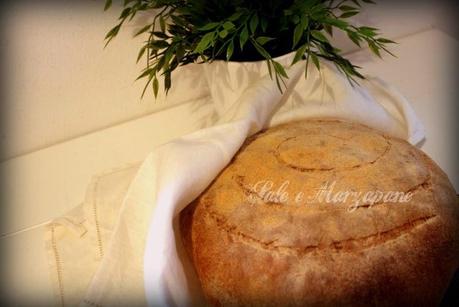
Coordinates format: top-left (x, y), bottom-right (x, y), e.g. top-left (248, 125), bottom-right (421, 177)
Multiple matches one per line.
top-left (311, 30), bottom-right (328, 43)
top-left (152, 77), bottom-right (159, 98)
top-left (359, 26), bottom-right (378, 36)
top-left (340, 11), bottom-right (359, 18)
top-left (310, 53), bottom-right (320, 71)
top-left (164, 72), bottom-right (171, 94)
top-left (171, 15), bottom-right (186, 27)
top-left (152, 31), bottom-right (169, 39)
top-left (251, 38), bottom-right (271, 59)
top-left (198, 22), bottom-right (220, 31)
top-left (156, 56), bottom-right (166, 71)
top-left (324, 24), bottom-right (333, 37)
top-left (368, 41), bottom-right (381, 57)
top-left (119, 7), bottom-right (131, 19)
top-left (256, 36), bottom-right (275, 45)
top-left (240, 26), bottom-right (249, 50)
top-left (159, 16), bottom-right (166, 32)
top-left (194, 32), bottom-right (215, 53)
top-left (260, 17), bottom-right (268, 32)
top-left (223, 21), bottom-right (235, 30)
top-left (323, 18), bottom-right (348, 29)
top-left (226, 40), bottom-right (234, 61)
top-left (250, 14), bottom-right (259, 33)
top-left (267, 60), bottom-right (273, 79)
top-left (292, 24), bottom-right (304, 48)
top-left (104, 0), bottom-right (112, 11)
top-left (141, 73), bottom-right (154, 99)
top-left (377, 37), bottom-right (397, 44)
top-left (162, 48), bottom-right (174, 70)
top-left (150, 40), bottom-right (169, 49)
top-left (136, 67), bottom-right (155, 81)
top-left (292, 43), bottom-right (308, 65)
top-left (228, 11), bottom-right (243, 21)
top-left (339, 5), bottom-right (358, 11)
top-left (292, 15), bottom-right (300, 24)
top-left (176, 45), bottom-right (185, 62)
top-left (104, 24), bottom-right (121, 47)
top-left (272, 61), bottom-right (289, 79)
top-left (360, 26), bottom-right (378, 31)
top-left (134, 24), bottom-right (151, 37)
top-left (136, 45), bottom-right (147, 63)
top-left (105, 24), bottom-right (120, 40)
top-left (292, 15), bottom-right (308, 48)
top-left (219, 29), bottom-right (228, 38)
top-left (347, 31), bottom-right (361, 46)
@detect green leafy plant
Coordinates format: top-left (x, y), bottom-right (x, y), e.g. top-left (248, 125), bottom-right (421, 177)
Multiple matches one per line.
top-left (104, 0), bottom-right (395, 98)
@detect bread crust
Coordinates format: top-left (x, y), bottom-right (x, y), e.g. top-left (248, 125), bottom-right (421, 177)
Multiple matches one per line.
top-left (180, 119), bottom-right (459, 306)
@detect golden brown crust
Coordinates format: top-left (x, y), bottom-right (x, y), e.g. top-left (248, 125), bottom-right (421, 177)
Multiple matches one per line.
top-left (181, 119), bottom-right (459, 306)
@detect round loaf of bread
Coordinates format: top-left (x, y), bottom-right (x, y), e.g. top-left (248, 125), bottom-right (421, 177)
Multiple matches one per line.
top-left (180, 119), bottom-right (459, 306)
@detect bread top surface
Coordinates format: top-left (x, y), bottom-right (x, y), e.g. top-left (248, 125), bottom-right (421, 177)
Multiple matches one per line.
top-left (195, 119), bottom-right (458, 254)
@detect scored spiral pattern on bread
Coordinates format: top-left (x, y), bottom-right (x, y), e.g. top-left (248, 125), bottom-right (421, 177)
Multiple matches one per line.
top-left (199, 119), bottom-right (440, 253)
top-left (181, 119), bottom-right (459, 306)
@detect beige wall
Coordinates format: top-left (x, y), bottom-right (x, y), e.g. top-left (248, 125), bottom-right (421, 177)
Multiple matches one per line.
top-left (2, 0), bottom-right (446, 161)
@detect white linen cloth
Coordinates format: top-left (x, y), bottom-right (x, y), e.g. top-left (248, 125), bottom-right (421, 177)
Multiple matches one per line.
top-left (46, 52), bottom-right (424, 307)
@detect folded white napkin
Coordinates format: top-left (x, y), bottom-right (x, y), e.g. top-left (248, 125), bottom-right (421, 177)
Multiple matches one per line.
top-left (46, 52), bottom-right (424, 307)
